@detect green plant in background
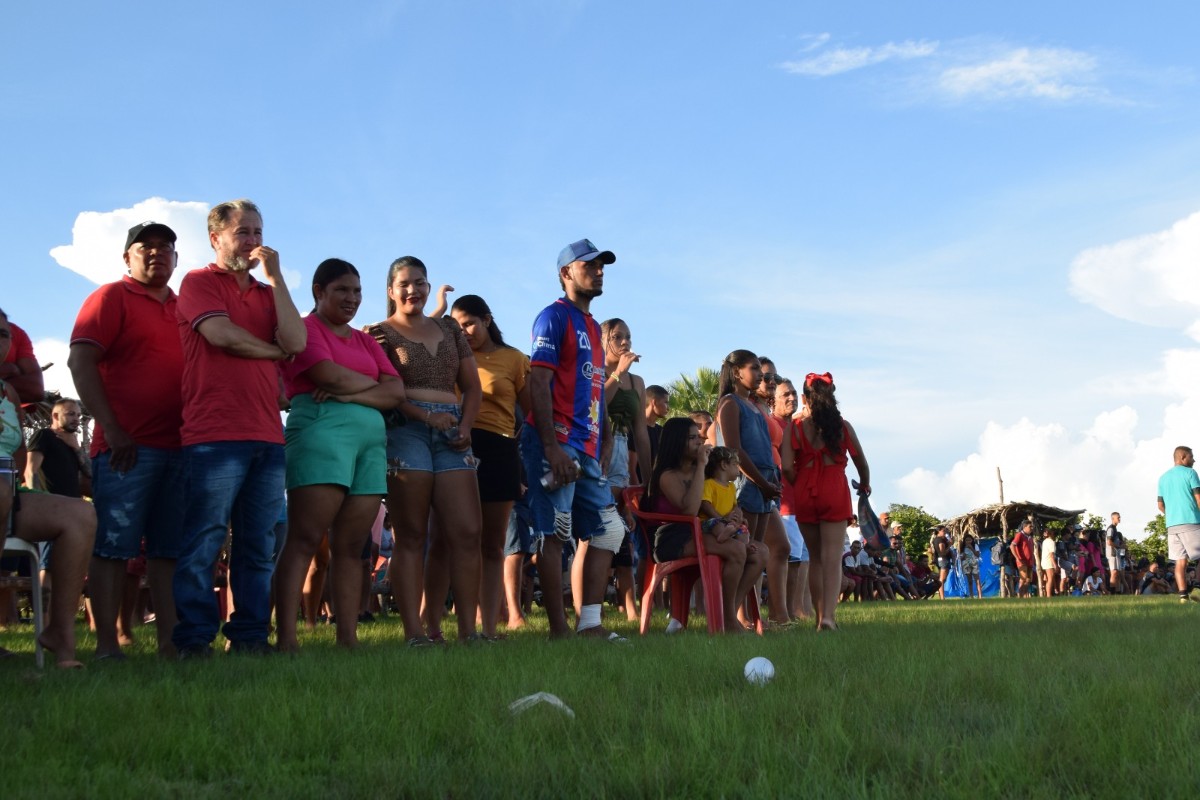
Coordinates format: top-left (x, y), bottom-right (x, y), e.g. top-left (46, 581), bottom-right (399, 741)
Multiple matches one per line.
top-left (665, 366), bottom-right (719, 418)
top-left (887, 503), bottom-right (942, 558)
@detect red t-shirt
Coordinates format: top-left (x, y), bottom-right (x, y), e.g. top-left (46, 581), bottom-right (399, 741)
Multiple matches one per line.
top-left (1010, 532), bottom-right (1034, 566)
top-left (71, 276), bottom-right (185, 457)
top-left (176, 265), bottom-right (285, 446)
top-left (770, 413), bottom-right (794, 514)
top-left (3, 322), bottom-right (34, 365)
top-left (280, 314), bottom-right (398, 398)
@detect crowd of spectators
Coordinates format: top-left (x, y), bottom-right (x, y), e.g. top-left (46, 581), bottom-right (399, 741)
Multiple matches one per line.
top-left (2, 200), bottom-right (1197, 666)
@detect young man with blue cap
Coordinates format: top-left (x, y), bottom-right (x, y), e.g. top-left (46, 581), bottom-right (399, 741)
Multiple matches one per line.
top-left (522, 239), bottom-right (627, 640)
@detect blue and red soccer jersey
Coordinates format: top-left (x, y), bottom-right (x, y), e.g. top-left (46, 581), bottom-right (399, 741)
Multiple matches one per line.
top-left (527, 298), bottom-right (605, 459)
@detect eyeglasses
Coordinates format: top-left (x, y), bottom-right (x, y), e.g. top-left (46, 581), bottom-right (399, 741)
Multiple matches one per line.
top-left (762, 373), bottom-right (780, 383)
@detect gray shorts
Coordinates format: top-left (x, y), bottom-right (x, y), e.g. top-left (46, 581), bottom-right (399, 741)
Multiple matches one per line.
top-left (1167, 524), bottom-right (1200, 562)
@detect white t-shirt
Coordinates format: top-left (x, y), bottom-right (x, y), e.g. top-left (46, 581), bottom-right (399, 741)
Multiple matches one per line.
top-left (1040, 538), bottom-right (1057, 570)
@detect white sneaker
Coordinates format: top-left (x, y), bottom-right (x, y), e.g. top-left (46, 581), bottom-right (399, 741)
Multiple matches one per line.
top-left (665, 618), bottom-right (684, 635)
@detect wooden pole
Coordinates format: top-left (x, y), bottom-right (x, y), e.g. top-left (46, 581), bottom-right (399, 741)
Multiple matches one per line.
top-left (997, 467), bottom-right (1004, 505)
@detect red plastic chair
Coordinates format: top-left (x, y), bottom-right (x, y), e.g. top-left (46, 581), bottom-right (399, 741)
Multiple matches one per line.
top-left (623, 486), bottom-right (762, 635)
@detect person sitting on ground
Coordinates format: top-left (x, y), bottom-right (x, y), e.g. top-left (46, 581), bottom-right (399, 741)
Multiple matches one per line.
top-left (841, 541), bottom-right (874, 601)
top-left (275, 258), bottom-right (404, 652)
top-left (1138, 562), bottom-right (1171, 595)
top-left (909, 554), bottom-right (939, 598)
top-left (644, 418), bottom-right (766, 633)
top-left (1082, 567), bottom-right (1104, 595)
top-left (0, 309), bottom-right (95, 667)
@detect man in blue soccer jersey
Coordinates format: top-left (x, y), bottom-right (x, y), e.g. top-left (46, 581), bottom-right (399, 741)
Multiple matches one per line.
top-left (522, 238), bottom-right (627, 640)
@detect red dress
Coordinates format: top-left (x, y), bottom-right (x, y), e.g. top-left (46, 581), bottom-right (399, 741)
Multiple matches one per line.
top-left (789, 419), bottom-right (855, 524)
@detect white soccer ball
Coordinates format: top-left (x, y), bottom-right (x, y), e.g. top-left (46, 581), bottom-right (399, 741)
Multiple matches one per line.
top-left (744, 656), bottom-right (775, 686)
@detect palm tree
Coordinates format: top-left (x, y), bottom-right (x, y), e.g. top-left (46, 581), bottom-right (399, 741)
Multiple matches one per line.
top-left (665, 366), bottom-right (719, 418)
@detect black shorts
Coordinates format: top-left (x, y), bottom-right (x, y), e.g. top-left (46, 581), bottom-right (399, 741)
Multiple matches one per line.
top-left (471, 428), bottom-right (521, 503)
top-left (653, 523), bottom-right (692, 563)
top-left (610, 532), bottom-right (634, 568)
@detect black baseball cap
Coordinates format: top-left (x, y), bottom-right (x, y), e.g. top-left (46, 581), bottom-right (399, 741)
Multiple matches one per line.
top-left (124, 221), bottom-right (177, 252)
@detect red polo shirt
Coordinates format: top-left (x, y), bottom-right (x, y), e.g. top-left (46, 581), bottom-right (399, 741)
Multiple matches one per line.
top-left (2, 322), bottom-right (34, 365)
top-left (71, 276), bottom-right (185, 457)
top-left (176, 264), bottom-right (284, 447)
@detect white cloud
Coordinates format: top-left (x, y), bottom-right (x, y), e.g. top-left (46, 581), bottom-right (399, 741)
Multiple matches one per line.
top-left (1069, 211), bottom-right (1200, 332)
top-left (780, 36), bottom-right (1118, 105)
top-left (49, 198), bottom-right (308, 294)
top-left (899, 210), bottom-right (1200, 536)
top-left (780, 39), bottom-right (938, 77)
top-left (30, 338), bottom-right (76, 401)
top-left (938, 47), bottom-right (1104, 101)
top-left (49, 198), bottom-right (212, 291)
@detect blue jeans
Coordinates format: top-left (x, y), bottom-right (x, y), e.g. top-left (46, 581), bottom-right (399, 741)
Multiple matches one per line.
top-left (92, 446), bottom-right (187, 560)
top-left (172, 441), bottom-right (285, 649)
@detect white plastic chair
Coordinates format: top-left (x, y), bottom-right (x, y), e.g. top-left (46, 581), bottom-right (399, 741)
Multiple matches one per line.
top-left (2, 535), bottom-right (45, 668)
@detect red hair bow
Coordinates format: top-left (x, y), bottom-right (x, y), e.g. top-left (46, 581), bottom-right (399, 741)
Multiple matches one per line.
top-left (805, 372), bottom-right (833, 388)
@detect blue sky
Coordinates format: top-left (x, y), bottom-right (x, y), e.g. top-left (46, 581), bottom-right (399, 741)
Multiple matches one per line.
top-left (6, 1), bottom-right (1200, 535)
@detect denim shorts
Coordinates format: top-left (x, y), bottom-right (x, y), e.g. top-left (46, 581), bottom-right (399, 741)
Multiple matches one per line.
top-left (605, 431), bottom-right (631, 489)
top-left (386, 401), bottom-right (478, 474)
top-left (520, 425), bottom-right (613, 543)
top-left (504, 496), bottom-right (537, 557)
top-left (736, 465), bottom-right (781, 514)
top-left (92, 446), bottom-right (187, 560)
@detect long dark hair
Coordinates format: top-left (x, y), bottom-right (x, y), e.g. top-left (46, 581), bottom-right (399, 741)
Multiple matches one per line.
top-left (646, 417), bottom-right (696, 503)
top-left (311, 258), bottom-right (359, 312)
top-left (804, 376), bottom-right (844, 453)
top-left (451, 294), bottom-right (511, 349)
top-left (385, 256), bottom-right (427, 316)
top-left (717, 349), bottom-right (758, 398)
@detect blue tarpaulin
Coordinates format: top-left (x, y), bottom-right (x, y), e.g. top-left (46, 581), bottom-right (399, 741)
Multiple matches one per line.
top-left (941, 537), bottom-right (1003, 598)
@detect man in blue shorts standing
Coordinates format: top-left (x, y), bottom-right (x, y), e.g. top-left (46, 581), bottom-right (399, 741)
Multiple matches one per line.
top-left (523, 238), bottom-right (626, 640)
top-left (1156, 445), bottom-right (1200, 603)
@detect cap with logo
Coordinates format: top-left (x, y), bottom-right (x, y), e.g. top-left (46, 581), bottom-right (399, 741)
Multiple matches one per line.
top-left (556, 239), bottom-right (615, 270)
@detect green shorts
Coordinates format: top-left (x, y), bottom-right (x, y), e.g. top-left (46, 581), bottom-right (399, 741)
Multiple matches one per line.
top-left (285, 394), bottom-right (387, 495)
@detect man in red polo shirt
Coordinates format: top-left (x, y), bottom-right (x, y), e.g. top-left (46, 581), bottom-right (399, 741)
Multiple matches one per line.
top-left (171, 199), bottom-right (305, 658)
top-left (70, 221), bottom-right (186, 659)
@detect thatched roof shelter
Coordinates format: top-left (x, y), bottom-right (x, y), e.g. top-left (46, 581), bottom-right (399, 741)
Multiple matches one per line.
top-left (944, 501), bottom-right (1085, 542)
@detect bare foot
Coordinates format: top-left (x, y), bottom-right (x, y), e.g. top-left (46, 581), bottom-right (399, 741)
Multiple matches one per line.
top-left (118, 633), bottom-right (136, 647)
top-left (39, 631), bottom-right (84, 668)
top-left (505, 617), bottom-right (526, 630)
top-left (817, 620), bottom-right (838, 632)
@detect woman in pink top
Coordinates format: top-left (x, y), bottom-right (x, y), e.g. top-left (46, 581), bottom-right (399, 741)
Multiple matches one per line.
top-left (275, 259), bottom-right (405, 652)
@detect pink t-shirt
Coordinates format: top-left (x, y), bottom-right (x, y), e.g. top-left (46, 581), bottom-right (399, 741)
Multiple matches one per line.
top-left (281, 314), bottom-right (398, 398)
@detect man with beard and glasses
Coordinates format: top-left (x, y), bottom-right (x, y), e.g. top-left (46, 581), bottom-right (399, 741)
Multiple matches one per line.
top-left (171, 199), bottom-right (305, 658)
top-left (70, 221), bottom-right (186, 659)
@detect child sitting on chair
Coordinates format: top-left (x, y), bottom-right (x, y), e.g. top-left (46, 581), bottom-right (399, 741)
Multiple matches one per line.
top-left (699, 447), bottom-right (749, 544)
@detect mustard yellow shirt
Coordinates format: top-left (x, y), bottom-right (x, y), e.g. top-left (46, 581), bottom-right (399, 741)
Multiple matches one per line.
top-left (702, 478), bottom-right (737, 519)
top-left (473, 347), bottom-right (530, 437)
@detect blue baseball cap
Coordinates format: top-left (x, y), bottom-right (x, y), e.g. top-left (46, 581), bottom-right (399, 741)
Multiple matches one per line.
top-left (556, 239), bottom-right (616, 269)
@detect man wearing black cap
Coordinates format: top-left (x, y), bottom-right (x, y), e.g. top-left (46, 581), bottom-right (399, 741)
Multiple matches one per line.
top-left (522, 238), bottom-right (628, 640)
top-left (69, 221), bottom-right (187, 659)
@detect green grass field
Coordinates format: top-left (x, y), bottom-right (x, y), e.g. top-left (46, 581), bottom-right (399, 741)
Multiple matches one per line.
top-left (3, 597), bottom-right (1198, 799)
